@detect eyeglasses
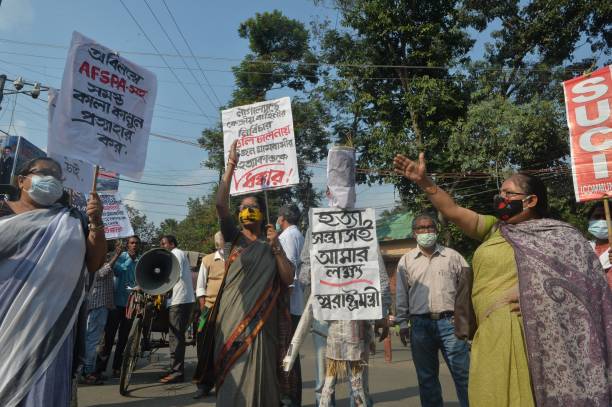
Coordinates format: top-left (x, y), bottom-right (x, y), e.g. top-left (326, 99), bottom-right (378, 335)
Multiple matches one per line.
top-left (27, 168), bottom-right (64, 181)
top-left (499, 190), bottom-right (528, 198)
top-left (414, 225), bottom-right (436, 232)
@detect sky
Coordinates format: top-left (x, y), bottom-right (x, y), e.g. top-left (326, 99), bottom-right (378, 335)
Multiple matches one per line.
top-left (0, 1), bottom-right (597, 225)
top-left (0, 0), bottom-right (405, 224)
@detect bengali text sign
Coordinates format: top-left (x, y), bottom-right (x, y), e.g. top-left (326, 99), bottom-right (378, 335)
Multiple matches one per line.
top-left (222, 97), bottom-right (298, 195)
top-left (310, 208), bottom-right (382, 320)
top-left (48, 31), bottom-right (157, 179)
top-left (99, 191), bottom-right (134, 240)
top-left (563, 65), bottom-right (612, 202)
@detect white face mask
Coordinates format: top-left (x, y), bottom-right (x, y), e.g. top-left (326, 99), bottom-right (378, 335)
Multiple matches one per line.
top-left (25, 175), bottom-right (64, 206)
top-left (588, 219), bottom-right (608, 240)
top-left (416, 232), bottom-right (437, 248)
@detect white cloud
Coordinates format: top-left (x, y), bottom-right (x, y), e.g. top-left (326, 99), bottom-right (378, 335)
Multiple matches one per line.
top-left (0, 0), bottom-right (34, 33)
top-left (121, 188), bottom-right (145, 212)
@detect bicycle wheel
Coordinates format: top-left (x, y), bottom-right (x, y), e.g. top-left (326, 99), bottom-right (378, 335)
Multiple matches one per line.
top-left (119, 317), bottom-right (142, 396)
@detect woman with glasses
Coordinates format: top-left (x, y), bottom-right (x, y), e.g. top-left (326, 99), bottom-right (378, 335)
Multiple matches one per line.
top-left (394, 153), bottom-right (612, 407)
top-left (0, 157), bottom-right (106, 406)
top-left (196, 140), bottom-right (295, 406)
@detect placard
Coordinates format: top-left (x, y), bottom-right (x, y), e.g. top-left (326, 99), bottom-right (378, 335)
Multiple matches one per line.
top-left (47, 87), bottom-right (95, 196)
top-left (222, 97), bottom-right (298, 195)
top-left (99, 191), bottom-right (134, 240)
top-left (48, 31), bottom-right (157, 179)
top-left (563, 65), bottom-right (612, 202)
top-left (309, 208), bottom-right (382, 320)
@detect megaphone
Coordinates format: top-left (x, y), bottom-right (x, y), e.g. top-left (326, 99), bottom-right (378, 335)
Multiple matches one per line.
top-left (135, 248), bottom-right (181, 295)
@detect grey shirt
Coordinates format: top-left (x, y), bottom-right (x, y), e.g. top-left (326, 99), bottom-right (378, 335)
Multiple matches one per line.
top-left (395, 244), bottom-right (468, 329)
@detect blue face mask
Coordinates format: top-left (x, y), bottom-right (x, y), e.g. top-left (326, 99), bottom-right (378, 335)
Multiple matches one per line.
top-left (26, 175), bottom-right (63, 206)
top-left (588, 219), bottom-right (609, 240)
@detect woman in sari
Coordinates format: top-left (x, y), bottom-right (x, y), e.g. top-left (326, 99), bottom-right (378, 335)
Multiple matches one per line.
top-left (212, 140), bottom-right (296, 406)
top-left (0, 157), bottom-right (106, 406)
top-left (394, 152), bottom-right (612, 407)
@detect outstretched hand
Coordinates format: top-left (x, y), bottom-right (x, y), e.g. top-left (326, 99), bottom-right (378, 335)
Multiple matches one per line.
top-left (393, 152), bottom-right (427, 184)
top-left (228, 139), bottom-right (239, 167)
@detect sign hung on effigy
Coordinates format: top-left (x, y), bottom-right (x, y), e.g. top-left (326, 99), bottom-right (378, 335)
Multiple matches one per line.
top-left (310, 208), bottom-right (383, 320)
top-left (99, 191), bottom-right (134, 240)
top-left (563, 65), bottom-right (612, 202)
top-left (222, 97), bottom-right (298, 196)
top-left (48, 31), bottom-right (157, 179)
top-left (47, 88), bottom-right (95, 196)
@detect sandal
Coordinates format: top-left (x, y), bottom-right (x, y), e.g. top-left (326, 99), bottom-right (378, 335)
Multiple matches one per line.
top-left (80, 374), bottom-right (104, 385)
top-left (159, 372), bottom-right (184, 384)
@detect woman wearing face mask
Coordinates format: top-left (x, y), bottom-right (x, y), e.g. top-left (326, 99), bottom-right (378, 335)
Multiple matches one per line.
top-left (0, 157), bottom-right (106, 406)
top-left (587, 202), bottom-right (612, 290)
top-left (394, 153), bottom-right (612, 407)
top-left (198, 140), bottom-right (295, 407)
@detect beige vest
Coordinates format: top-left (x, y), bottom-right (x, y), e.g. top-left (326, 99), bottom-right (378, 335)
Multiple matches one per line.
top-left (203, 252), bottom-right (225, 309)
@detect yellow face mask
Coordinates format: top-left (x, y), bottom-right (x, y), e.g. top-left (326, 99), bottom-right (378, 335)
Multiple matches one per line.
top-left (239, 207), bottom-right (263, 224)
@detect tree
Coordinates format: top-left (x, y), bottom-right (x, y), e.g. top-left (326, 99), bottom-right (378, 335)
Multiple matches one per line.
top-left (316, 0), bottom-right (610, 254)
top-left (198, 10), bottom-right (330, 219)
top-left (125, 205), bottom-right (158, 246)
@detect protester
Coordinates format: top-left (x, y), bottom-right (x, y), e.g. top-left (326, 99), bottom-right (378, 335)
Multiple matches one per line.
top-left (193, 231), bottom-right (226, 399)
top-left (587, 202), bottom-right (612, 290)
top-left (395, 212), bottom-right (470, 407)
top-left (96, 236), bottom-right (140, 378)
top-left (299, 145), bottom-right (391, 407)
top-left (81, 243), bottom-right (119, 385)
top-left (0, 145), bottom-right (14, 184)
top-left (0, 156), bottom-right (106, 406)
top-left (159, 235), bottom-right (196, 384)
top-left (207, 139), bottom-right (295, 406)
top-left (394, 152), bottom-right (612, 407)
top-left (277, 204), bottom-right (305, 406)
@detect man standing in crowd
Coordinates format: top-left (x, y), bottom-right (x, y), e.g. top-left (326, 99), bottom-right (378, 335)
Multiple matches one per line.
top-left (587, 202), bottom-right (612, 290)
top-left (193, 231), bottom-right (226, 399)
top-left (396, 213), bottom-right (470, 407)
top-left (277, 204), bottom-right (305, 406)
top-left (159, 235), bottom-right (195, 384)
top-left (0, 145), bottom-right (14, 184)
top-left (81, 243), bottom-right (118, 385)
top-left (96, 236), bottom-right (140, 378)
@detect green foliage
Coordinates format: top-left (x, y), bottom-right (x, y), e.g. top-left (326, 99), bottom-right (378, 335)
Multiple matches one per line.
top-left (125, 205), bottom-right (158, 247)
top-left (198, 9), bottom-right (330, 220)
top-left (317, 0), bottom-right (610, 256)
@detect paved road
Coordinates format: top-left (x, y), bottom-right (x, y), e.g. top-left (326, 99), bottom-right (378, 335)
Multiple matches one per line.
top-left (78, 335), bottom-right (460, 407)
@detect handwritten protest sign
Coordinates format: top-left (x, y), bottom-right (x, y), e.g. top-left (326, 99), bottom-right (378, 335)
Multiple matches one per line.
top-left (222, 97), bottom-right (298, 196)
top-left (310, 208), bottom-right (382, 320)
top-left (47, 88), bottom-right (96, 196)
top-left (563, 65), bottom-right (612, 202)
top-left (99, 191), bottom-right (134, 240)
top-left (48, 31), bottom-right (157, 179)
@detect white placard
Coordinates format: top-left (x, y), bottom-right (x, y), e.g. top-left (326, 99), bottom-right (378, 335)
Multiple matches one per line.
top-left (222, 97), bottom-right (298, 196)
top-left (99, 191), bottom-right (134, 240)
top-left (47, 88), bottom-right (95, 196)
top-left (48, 31), bottom-right (157, 179)
top-left (310, 208), bottom-right (382, 320)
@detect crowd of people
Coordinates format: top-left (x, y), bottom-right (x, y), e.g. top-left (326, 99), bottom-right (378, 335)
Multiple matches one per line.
top-left (1, 146), bottom-right (611, 407)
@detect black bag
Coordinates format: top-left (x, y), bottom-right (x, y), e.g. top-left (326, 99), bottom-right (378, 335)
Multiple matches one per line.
top-left (454, 266), bottom-right (477, 340)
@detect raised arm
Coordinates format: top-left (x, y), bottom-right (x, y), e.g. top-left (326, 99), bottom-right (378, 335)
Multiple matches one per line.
top-left (216, 140), bottom-right (239, 220)
top-left (393, 152), bottom-right (481, 240)
top-left (85, 192), bottom-right (107, 272)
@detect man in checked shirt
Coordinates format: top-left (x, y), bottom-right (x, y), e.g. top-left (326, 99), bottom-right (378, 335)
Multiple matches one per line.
top-left (81, 242), bottom-right (119, 385)
top-left (395, 212), bottom-right (470, 407)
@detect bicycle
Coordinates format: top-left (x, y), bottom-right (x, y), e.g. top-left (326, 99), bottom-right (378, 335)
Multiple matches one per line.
top-left (118, 289), bottom-right (168, 395)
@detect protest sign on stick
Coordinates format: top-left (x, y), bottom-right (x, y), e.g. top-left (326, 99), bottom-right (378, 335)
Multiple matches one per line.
top-left (98, 191), bottom-right (134, 240)
top-left (563, 65), bottom-right (612, 202)
top-left (222, 97), bottom-right (299, 196)
top-left (48, 31), bottom-right (157, 179)
top-left (309, 208), bottom-right (383, 321)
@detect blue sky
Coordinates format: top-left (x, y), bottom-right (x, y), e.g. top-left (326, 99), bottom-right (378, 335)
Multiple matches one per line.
top-left (0, 0), bottom-right (403, 224)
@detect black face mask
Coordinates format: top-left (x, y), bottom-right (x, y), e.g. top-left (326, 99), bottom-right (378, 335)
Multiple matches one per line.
top-left (493, 194), bottom-right (525, 221)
